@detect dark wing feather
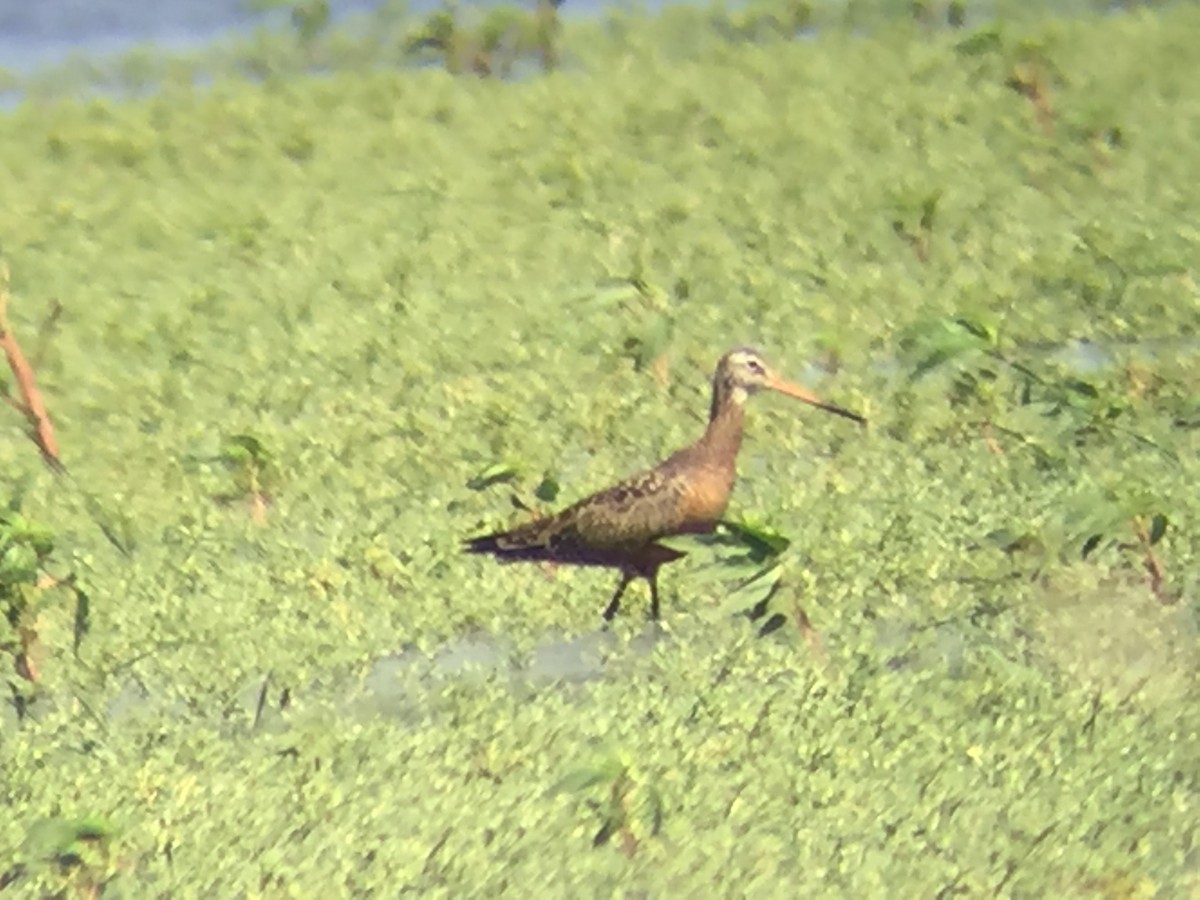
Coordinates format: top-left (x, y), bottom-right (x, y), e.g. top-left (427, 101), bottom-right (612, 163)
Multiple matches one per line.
top-left (464, 464), bottom-right (695, 564)
top-left (565, 468), bottom-right (692, 547)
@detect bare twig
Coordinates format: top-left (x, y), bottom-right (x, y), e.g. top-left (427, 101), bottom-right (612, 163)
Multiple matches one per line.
top-left (794, 602), bottom-right (828, 664)
top-left (980, 421), bottom-right (1006, 456)
top-left (1131, 517), bottom-right (1167, 601)
top-left (0, 263), bottom-right (64, 472)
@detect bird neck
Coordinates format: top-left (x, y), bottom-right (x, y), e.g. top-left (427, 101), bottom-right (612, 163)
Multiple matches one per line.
top-left (701, 380), bottom-right (746, 461)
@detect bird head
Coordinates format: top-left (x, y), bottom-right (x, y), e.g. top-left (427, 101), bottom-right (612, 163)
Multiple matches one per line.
top-left (713, 347), bottom-right (865, 423)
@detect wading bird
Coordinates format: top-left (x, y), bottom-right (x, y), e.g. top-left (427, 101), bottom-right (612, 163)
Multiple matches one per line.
top-left (464, 348), bottom-right (864, 621)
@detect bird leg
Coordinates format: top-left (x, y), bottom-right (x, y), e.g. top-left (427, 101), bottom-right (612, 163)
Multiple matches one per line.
top-left (648, 574), bottom-right (662, 621)
top-left (602, 572), bottom-right (634, 621)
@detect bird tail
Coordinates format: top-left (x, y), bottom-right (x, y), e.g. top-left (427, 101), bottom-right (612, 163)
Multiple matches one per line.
top-left (462, 521), bottom-right (559, 562)
top-left (463, 522), bottom-right (688, 571)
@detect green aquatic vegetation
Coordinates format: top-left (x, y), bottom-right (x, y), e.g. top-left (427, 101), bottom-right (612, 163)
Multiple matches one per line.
top-left (0, 501), bottom-right (57, 688)
top-left (900, 313), bottom-right (1185, 599)
top-left (3, 816), bottom-right (121, 897)
top-left (985, 483), bottom-right (1173, 599)
top-left (571, 272), bottom-right (681, 380)
top-left (890, 186), bottom-right (942, 265)
top-left (663, 518), bottom-right (829, 645)
top-left (465, 459), bottom-right (522, 492)
top-left (555, 749), bottom-right (665, 857)
top-left (714, 516), bottom-right (792, 563)
top-left (708, 0), bottom-right (815, 43)
top-left (0, 1), bottom-right (1198, 895)
top-left (954, 23), bottom-right (1061, 131)
top-left (899, 314), bottom-right (1181, 464)
top-left (0, 493), bottom-right (90, 715)
top-left (465, 461), bottom-right (563, 531)
top-left (909, 0), bottom-right (970, 28)
top-left (215, 433), bottom-right (279, 525)
top-left (404, 1), bottom-right (562, 77)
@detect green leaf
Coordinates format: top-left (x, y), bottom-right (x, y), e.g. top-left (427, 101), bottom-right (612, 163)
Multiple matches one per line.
top-left (624, 315), bottom-right (673, 371)
top-left (952, 315), bottom-right (998, 345)
top-left (638, 785), bottom-right (665, 836)
top-left (24, 816), bottom-right (116, 860)
top-left (719, 519), bottom-right (791, 560)
top-left (0, 543), bottom-right (39, 584)
top-left (221, 433), bottom-right (271, 465)
top-left (1148, 514), bottom-right (1168, 546)
top-left (1059, 490), bottom-right (1127, 549)
top-left (954, 26), bottom-right (1003, 57)
top-left (593, 817), bottom-right (619, 847)
top-left (919, 190), bottom-right (942, 233)
top-left (984, 528), bottom-right (1029, 552)
top-left (5, 475), bottom-right (33, 514)
top-left (568, 279), bottom-right (642, 308)
top-left (80, 490), bottom-right (135, 557)
top-left (0, 510), bottom-right (54, 557)
top-left (1080, 533), bottom-right (1104, 559)
top-left (72, 582), bottom-right (91, 656)
top-left (68, 817), bottom-right (116, 844)
top-left (729, 561), bottom-right (785, 596)
top-left (553, 767), bottom-right (617, 795)
top-left (466, 462), bottom-right (520, 491)
top-left (758, 612), bottom-right (788, 637)
top-left (900, 317), bottom-right (991, 380)
top-left (534, 476), bottom-right (561, 503)
top-left (1061, 378), bottom-right (1100, 399)
top-left (716, 563), bottom-right (785, 617)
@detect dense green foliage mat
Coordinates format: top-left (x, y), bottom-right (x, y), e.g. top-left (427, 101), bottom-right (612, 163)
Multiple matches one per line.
top-left (1, 2), bottom-right (1197, 895)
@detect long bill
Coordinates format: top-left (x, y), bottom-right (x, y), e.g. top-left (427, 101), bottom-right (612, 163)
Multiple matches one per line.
top-left (765, 374), bottom-right (866, 424)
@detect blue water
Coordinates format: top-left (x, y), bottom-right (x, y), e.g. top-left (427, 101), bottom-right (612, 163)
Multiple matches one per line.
top-left (0, 0), bottom-right (1153, 82)
top-left (0, 0), bottom-right (686, 78)
top-left (0, 0), bottom-right (436, 75)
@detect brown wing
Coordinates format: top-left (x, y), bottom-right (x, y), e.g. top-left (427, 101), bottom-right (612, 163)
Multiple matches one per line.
top-left (562, 467), bottom-right (695, 549)
top-left (465, 464), bottom-right (699, 564)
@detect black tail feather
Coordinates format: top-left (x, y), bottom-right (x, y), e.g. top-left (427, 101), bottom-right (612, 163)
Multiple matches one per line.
top-left (463, 533), bottom-right (503, 554)
top-left (463, 528), bottom-right (687, 571)
top-left (462, 531), bottom-right (550, 561)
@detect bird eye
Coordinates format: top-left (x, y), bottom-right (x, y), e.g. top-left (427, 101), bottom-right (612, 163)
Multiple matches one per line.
top-left (747, 359), bottom-right (765, 375)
